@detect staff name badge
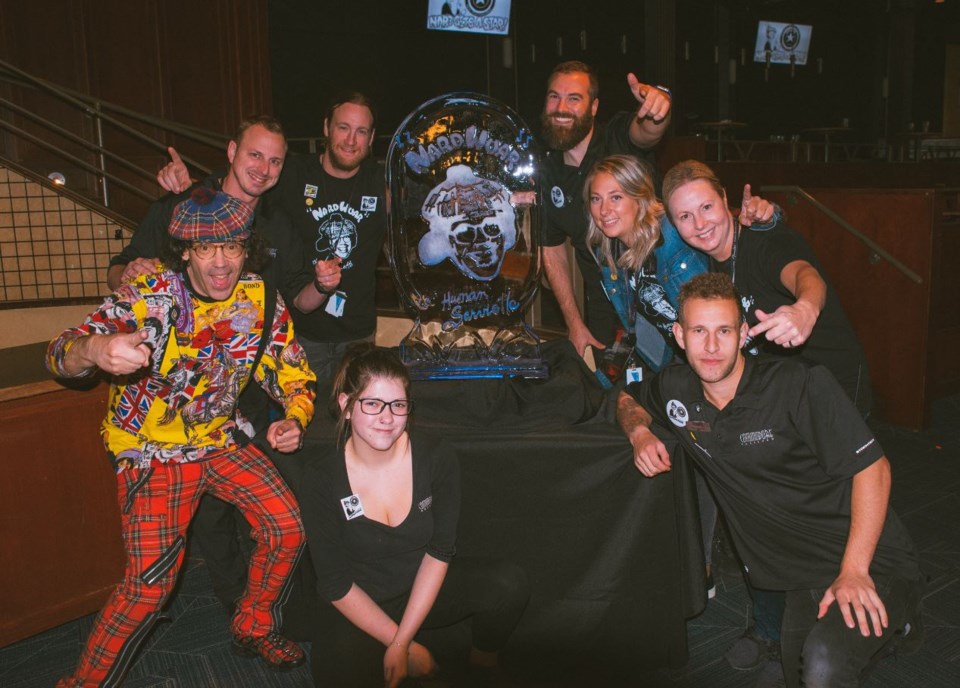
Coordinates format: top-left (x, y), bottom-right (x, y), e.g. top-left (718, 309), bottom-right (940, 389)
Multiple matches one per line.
top-left (325, 291), bottom-right (347, 318)
top-left (341, 494), bottom-right (364, 520)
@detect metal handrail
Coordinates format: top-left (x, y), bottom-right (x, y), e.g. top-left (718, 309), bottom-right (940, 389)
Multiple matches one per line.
top-left (0, 59), bottom-right (237, 308)
top-left (0, 97), bottom-right (163, 182)
top-left (0, 119), bottom-right (155, 201)
top-left (760, 185), bottom-right (923, 285)
top-left (0, 58), bottom-right (219, 174)
top-left (0, 56), bottom-right (235, 229)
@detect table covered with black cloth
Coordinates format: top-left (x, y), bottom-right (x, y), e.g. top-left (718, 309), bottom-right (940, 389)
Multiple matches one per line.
top-left (273, 339), bottom-right (705, 683)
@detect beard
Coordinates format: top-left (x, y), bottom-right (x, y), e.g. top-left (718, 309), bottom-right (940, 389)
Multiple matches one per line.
top-left (324, 144), bottom-right (366, 174)
top-left (540, 109), bottom-right (595, 151)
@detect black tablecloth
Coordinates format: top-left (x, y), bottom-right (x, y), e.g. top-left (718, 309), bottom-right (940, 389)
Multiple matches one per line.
top-left (274, 339), bottom-right (705, 682)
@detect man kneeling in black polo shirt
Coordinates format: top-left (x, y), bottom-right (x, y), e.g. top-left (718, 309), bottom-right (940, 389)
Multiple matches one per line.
top-left (617, 272), bottom-right (922, 688)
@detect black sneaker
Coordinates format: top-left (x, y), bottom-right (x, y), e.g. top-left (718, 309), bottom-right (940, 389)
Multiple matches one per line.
top-left (724, 631), bottom-right (779, 671)
top-left (754, 659), bottom-right (786, 688)
top-left (861, 610), bottom-right (925, 683)
top-left (895, 612), bottom-right (925, 656)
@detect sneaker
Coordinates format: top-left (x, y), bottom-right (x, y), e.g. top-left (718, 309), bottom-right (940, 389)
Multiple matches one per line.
top-left (232, 631), bottom-right (305, 671)
top-left (895, 612), bottom-right (925, 656)
top-left (754, 659), bottom-right (786, 688)
top-left (862, 610), bottom-right (925, 682)
top-left (725, 631), bottom-right (778, 671)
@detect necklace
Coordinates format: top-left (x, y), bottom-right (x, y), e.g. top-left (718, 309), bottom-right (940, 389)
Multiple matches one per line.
top-left (317, 154), bottom-right (363, 210)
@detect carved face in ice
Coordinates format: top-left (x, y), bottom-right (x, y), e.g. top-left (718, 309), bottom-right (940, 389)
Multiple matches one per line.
top-left (418, 165), bottom-right (516, 281)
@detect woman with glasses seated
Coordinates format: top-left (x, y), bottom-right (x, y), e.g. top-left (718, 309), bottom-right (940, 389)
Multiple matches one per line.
top-left (297, 344), bottom-right (530, 688)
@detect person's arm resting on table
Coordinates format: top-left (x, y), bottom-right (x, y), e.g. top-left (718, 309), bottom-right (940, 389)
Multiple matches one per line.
top-left (617, 390), bottom-right (672, 476)
top-left (543, 243), bottom-right (605, 356)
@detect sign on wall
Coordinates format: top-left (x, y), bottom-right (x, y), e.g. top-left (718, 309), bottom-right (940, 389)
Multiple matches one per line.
top-left (753, 20), bottom-right (813, 65)
top-left (426, 0), bottom-right (511, 36)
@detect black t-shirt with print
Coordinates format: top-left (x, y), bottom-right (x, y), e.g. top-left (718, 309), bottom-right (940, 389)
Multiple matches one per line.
top-left (269, 155), bottom-right (387, 342)
top-left (711, 220), bottom-right (872, 414)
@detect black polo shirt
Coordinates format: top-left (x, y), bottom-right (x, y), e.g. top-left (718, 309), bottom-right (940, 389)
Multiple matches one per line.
top-left (626, 355), bottom-right (919, 590)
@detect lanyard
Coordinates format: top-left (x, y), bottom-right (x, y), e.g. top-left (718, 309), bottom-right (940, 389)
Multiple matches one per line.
top-left (729, 218), bottom-right (742, 285)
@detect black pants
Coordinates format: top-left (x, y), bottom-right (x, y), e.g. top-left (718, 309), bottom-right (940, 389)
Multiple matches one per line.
top-left (188, 494), bottom-right (254, 612)
top-left (311, 557), bottom-right (530, 688)
top-left (780, 575), bottom-right (922, 688)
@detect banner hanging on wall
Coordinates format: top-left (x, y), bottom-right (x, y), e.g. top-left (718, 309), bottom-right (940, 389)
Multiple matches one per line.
top-left (426, 0), bottom-right (511, 36)
top-left (753, 20), bottom-right (813, 65)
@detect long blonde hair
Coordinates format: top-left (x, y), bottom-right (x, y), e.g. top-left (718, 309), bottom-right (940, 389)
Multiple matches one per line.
top-left (583, 155), bottom-right (664, 272)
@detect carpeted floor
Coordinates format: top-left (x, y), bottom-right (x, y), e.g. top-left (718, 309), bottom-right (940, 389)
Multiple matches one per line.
top-left (3, 396), bottom-right (959, 687)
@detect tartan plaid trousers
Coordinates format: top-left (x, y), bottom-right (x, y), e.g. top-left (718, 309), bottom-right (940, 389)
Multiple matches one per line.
top-left (58, 444), bottom-right (304, 688)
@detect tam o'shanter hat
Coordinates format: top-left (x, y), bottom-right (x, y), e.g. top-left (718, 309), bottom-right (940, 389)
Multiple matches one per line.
top-left (168, 187), bottom-right (253, 242)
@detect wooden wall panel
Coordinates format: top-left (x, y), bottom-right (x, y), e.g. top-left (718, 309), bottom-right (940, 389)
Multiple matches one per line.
top-left (0, 383), bottom-right (124, 647)
top-left (0, 0), bottom-right (270, 220)
top-left (764, 188), bottom-right (935, 429)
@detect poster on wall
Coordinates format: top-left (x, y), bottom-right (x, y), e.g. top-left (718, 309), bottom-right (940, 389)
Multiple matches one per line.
top-left (753, 20), bottom-right (813, 65)
top-left (426, 0), bottom-right (511, 36)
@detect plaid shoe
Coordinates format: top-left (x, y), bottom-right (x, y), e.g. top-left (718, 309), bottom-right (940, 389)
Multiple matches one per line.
top-left (232, 631), bottom-right (305, 671)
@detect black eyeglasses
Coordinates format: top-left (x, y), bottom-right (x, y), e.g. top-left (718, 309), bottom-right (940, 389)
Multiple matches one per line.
top-left (357, 398), bottom-right (414, 416)
top-left (189, 241), bottom-right (247, 259)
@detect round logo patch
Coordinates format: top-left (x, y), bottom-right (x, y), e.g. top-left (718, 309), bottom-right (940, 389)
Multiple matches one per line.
top-left (781, 24), bottom-right (801, 51)
top-left (666, 399), bottom-right (689, 428)
top-left (551, 185), bottom-right (565, 208)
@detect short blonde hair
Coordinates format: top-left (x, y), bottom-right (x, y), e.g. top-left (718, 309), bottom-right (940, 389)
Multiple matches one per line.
top-left (661, 160), bottom-right (725, 222)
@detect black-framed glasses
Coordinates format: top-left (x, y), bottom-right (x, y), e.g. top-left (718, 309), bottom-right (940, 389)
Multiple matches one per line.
top-left (357, 398), bottom-right (414, 416)
top-left (190, 241), bottom-right (247, 259)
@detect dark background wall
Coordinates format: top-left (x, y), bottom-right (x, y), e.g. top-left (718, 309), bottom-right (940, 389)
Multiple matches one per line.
top-left (0, 0), bottom-right (271, 146)
top-left (269, 0), bottom-right (960, 151)
top-left (0, 0), bottom-right (271, 218)
top-left (2, 0), bottom-right (959, 159)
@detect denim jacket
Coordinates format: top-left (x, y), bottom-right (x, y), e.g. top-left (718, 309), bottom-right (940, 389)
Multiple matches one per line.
top-left (594, 216), bottom-right (707, 334)
top-left (594, 210), bottom-right (780, 371)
